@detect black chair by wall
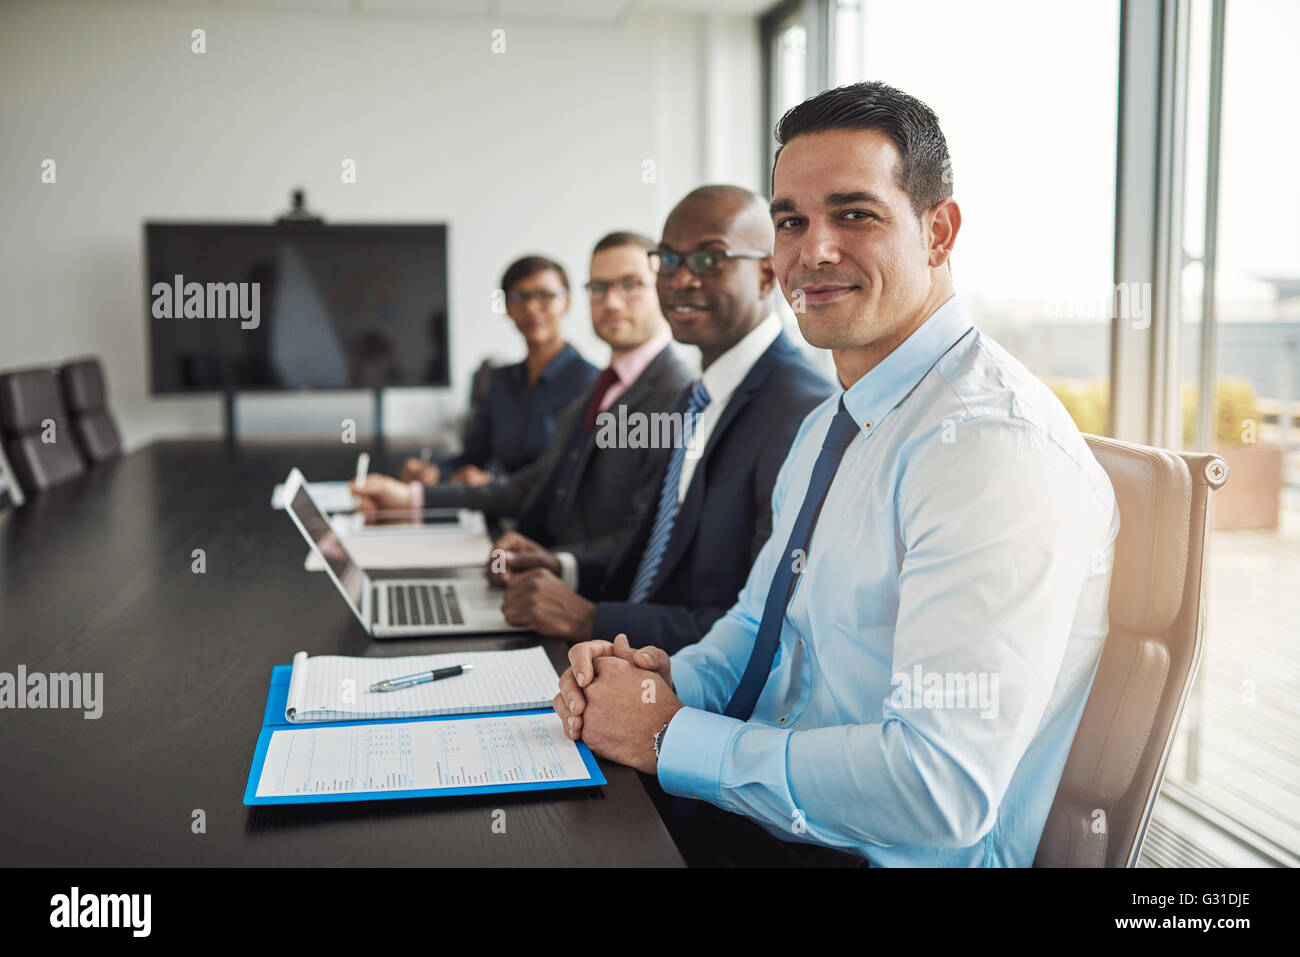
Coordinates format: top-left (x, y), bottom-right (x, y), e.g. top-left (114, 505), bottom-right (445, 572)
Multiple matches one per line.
top-left (59, 357), bottom-right (123, 463)
top-left (0, 367), bottom-right (87, 491)
top-left (0, 439), bottom-right (25, 512)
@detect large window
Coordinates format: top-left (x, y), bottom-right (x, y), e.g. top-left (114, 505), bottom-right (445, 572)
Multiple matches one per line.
top-left (779, 0), bottom-right (1121, 436)
top-left (1153, 0), bottom-right (1300, 867)
top-left (764, 0), bottom-right (1300, 867)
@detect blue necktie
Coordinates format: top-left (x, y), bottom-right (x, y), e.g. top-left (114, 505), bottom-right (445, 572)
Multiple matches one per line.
top-left (723, 399), bottom-right (861, 721)
top-left (628, 380), bottom-right (711, 603)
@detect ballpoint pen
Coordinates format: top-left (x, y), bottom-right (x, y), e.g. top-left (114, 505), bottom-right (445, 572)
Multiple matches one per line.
top-left (370, 664), bottom-right (473, 692)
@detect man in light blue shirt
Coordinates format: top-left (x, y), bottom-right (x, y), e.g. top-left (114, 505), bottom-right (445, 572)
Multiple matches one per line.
top-left (553, 81), bottom-right (1119, 867)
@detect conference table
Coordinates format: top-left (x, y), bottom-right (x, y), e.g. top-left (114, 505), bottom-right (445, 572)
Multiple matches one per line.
top-left (0, 440), bottom-right (684, 867)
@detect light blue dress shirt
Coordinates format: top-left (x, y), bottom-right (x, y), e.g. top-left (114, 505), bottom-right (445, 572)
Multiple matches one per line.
top-left (657, 296), bottom-right (1119, 867)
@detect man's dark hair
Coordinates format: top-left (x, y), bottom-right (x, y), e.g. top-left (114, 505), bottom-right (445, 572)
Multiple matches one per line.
top-left (774, 81), bottom-right (953, 218)
top-left (500, 255), bottom-right (569, 296)
top-left (592, 230), bottom-right (657, 256)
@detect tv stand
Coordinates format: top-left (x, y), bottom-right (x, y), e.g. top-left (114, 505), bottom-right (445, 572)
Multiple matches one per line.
top-left (372, 387), bottom-right (387, 454)
top-left (222, 390), bottom-right (237, 447)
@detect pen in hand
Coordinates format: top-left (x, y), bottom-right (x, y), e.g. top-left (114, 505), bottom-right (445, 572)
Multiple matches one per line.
top-left (370, 664), bottom-right (473, 693)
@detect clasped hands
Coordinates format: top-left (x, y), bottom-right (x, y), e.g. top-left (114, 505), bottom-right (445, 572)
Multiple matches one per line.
top-left (486, 531), bottom-right (595, 643)
top-left (398, 458), bottom-right (494, 487)
top-left (552, 633), bottom-right (684, 775)
top-left (492, 539), bottom-right (684, 772)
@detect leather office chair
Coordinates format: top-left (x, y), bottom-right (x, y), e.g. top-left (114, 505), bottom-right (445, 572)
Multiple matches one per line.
top-left (1034, 435), bottom-right (1228, 867)
top-left (0, 367), bottom-right (87, 491)
top-left (0, 439), bottom-right (25, 510)
top-left (469, 357), bottom-right (499, 409)
top-left (459, 357), bottom-right (501, 440)
top-left (59, 357), bottom-right (123, 463)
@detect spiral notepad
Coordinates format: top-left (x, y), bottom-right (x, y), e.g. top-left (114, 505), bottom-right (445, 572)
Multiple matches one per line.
top-left (283, 646), bottom-right (559, 723)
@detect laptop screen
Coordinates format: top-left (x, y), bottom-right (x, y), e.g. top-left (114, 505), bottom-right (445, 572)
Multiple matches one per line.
top-left (288, 482), bottom-right (367, 618)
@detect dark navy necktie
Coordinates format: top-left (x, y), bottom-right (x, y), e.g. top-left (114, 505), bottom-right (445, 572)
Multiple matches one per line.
top-left (723, 399), bottom-right (861, 721)
top-left (628, 380), bottom-right (711, 603)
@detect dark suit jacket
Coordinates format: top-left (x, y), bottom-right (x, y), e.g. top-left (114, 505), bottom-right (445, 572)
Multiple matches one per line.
top-left (423, 342), bottom-right (693, 587)
top-left (442, 344), bottom-right (598, 475)
top-left (588, 331), bottom-right (835, 653)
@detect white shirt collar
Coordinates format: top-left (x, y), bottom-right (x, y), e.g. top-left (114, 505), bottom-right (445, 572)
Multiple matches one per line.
top-left (699, 314), bottom-right (782, 409)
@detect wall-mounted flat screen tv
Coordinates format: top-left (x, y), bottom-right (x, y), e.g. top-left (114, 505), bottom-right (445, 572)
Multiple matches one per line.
top-left (144, 223), bottom-right (449, 393)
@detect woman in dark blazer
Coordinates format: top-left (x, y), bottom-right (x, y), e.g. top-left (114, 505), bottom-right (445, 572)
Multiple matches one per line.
top-left (402, 255), bottom-right (598, 486)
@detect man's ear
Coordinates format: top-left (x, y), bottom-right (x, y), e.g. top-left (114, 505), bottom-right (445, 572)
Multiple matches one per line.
top-left (927, 198), bottom-right (961, 269)
top-left (758, 256), bottom-right (777, 299)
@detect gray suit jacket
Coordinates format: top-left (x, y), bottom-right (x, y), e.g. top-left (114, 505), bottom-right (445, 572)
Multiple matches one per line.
top-left (423, 342), bottom-right (693, 587)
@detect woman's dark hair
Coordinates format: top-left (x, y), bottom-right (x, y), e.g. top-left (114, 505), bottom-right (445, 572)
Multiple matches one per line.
top-left (500, 255), bottom-right (569, 296)
top-left (774, 81), bottom-right (953, 218)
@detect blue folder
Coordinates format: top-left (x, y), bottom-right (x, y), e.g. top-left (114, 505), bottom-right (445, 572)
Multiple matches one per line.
top-left (244, 665), bottom-right (605, 805)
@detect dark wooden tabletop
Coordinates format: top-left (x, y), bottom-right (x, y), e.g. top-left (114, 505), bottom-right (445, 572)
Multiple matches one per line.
top-left (0, 440), bottom-right (684, 867)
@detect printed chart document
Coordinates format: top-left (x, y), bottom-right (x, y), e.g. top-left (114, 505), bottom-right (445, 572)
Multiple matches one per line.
top-left (243, 658), bottom-right (604, 804)
top-left (253, 712), bottom-right (589, 799)
top-left (284, 646), bottom-right (560, 722)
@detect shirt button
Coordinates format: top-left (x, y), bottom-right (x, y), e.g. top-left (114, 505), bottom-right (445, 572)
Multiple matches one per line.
top-left (778, 716), bottom-right (788, 725)
top-left (797, 638), bottom-right (803, 647)
top-left (864, 421), bottom-right (873, 430)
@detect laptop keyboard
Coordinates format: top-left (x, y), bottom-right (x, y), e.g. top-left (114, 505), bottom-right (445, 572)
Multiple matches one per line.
top-left (387, 583), bottom-right (465, 628)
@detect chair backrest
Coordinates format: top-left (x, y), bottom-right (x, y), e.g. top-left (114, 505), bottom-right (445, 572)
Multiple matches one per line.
top-left (1034, 435), bottom-right (1227, 867)
top-left (462, 357), bottom-right (501, 440)
top-left (59, 357), bottom-right (122, 463)
top-left (0, 367), bottom-right (87, 491)
top-left (470, 358), bottom-right (499, 408)
top-left (0, 438), bottom-right (25, 511)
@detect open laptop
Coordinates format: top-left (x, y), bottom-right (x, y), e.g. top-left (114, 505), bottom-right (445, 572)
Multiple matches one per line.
top-left (280, 467), bottom-right (525, 638)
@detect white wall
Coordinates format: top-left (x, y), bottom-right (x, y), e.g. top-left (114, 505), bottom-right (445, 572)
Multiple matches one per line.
top-left (0, 0), bottom-right (761, 449)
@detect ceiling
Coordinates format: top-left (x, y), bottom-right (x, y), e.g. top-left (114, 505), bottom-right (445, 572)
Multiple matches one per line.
top-left (121, 0), bottom-right (778, 24)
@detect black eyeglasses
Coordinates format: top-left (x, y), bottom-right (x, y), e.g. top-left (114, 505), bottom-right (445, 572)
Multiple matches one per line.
top-left (507, 289), bottom-right (566, 307)
top-left (584, 277), bottom-right (650, 299)
top-left (649, 247), bottom-right (767, 277)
